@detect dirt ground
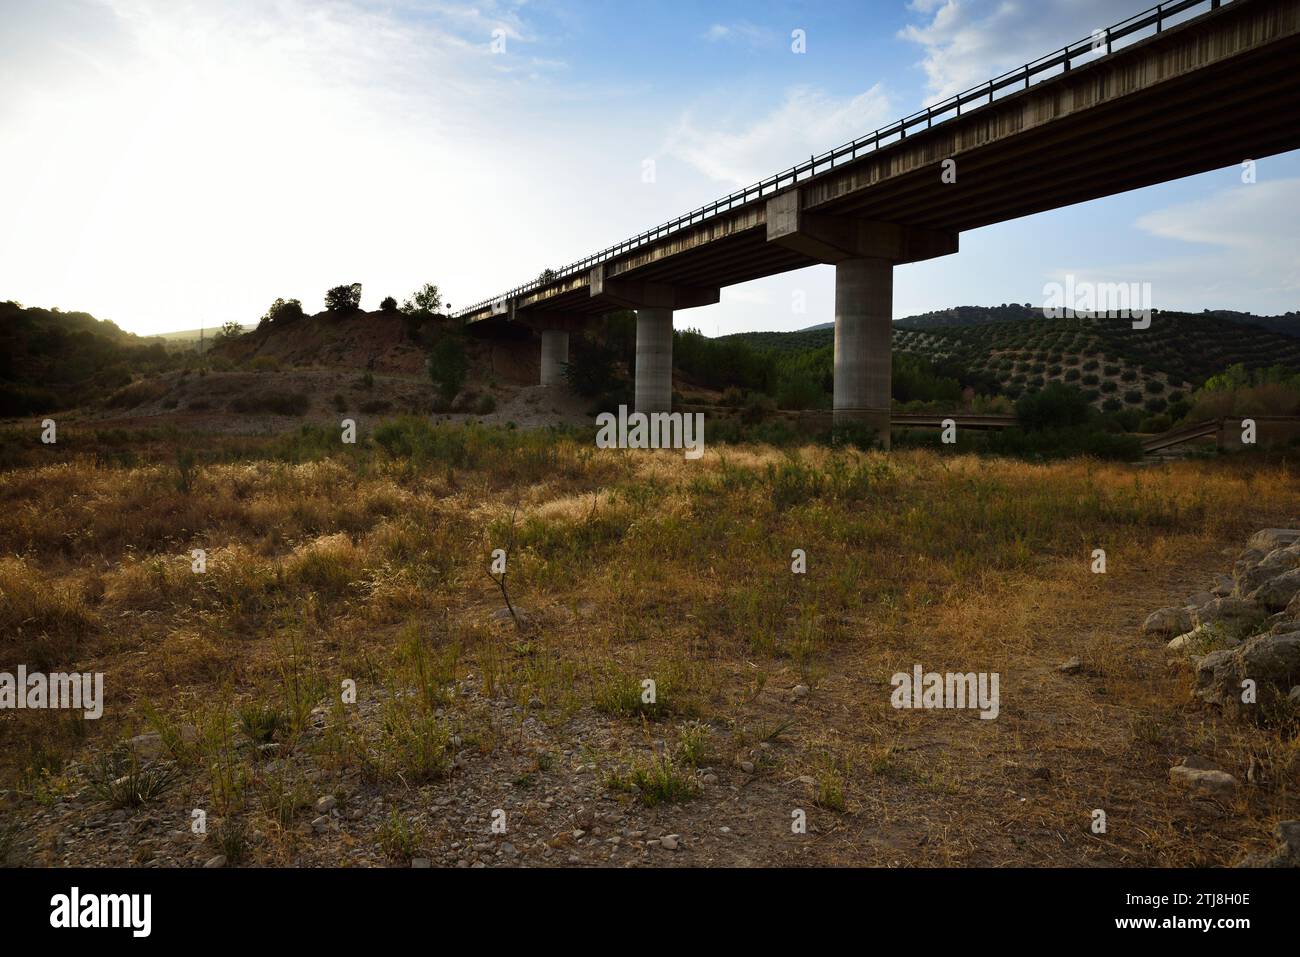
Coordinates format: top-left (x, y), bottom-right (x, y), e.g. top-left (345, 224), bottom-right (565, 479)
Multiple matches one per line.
top-left (2, 436), bottom-right (1295, 869)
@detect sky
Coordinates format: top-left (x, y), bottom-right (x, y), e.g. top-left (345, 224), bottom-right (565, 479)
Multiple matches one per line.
top-left (0, 0), bottom-right (1296, 337)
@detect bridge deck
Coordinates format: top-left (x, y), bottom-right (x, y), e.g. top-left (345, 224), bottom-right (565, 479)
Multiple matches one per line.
top-left (458, 0), bottom-right (1300, 323)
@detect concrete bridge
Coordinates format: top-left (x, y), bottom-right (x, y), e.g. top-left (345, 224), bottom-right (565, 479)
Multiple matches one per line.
top-left (455, 0), bottom-right (1300, 447)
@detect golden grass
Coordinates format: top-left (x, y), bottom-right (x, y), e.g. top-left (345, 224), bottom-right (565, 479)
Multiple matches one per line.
top-left (1, 429), bottom-right (1297, 865)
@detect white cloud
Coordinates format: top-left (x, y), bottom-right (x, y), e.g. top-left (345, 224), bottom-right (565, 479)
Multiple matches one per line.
top-left (0, 0), bottom-right (599, 332)
top-left (702, 21), bottom-right (774, 48)
top-left (1052, 178), bottom-right (1300, 311)
top-left (662, 84), bottom-right (894, 187)
top-left (899, 0), bottom-right (1160, 103)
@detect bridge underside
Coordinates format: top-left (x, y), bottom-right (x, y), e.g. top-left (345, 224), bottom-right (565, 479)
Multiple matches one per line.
top-left (462, 0), bottom-right (1300, 443)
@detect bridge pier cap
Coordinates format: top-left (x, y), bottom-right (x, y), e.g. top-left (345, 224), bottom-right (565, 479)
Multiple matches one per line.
top-left (766, 189), bottom-right (959, 450)
top-left (588, 264), bottom-right (720, 414)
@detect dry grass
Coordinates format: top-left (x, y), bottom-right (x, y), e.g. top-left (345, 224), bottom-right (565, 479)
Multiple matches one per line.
top-left (1, 420), bottom-right (1297, 865)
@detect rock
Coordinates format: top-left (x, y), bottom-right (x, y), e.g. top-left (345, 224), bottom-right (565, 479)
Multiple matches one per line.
top-left (1278, 820), bottom-right (1300, 859)
top-left (1248, 529), bottom-right (1300, 552)
top-left (1178, 755), bottom-right (1221, 771)
top-left (490, 606), bottom-right (532, 626)
top-left (311, 815), bottom-right (332, 833)
top-left (411, 858), bottom-right (431, 868)
top-left (1238, 820), bottom-right (1300, 868)
top-left (1057, 656), bottom-right (1083, 674)
top-left (1235, 547), bottom-right (1266, 571)
top-left (127, 733), bottom-right (163, 760)
top-left (1237, 546), bottom-right (1300, 594)
top-left (1211, 574), bottom-right (1235, 597)
top-left (1249, 568), bottom-right (1300, 612)
top-left (791, 684), bottom-right (810, 699)
top-left (1196, 631), bottom-right (1300, 708)
top-left (203, 855), bottom-right (226, 869)
top-left (659, 834), bottom-right (679, 851)
top-left (1192, 597), bottom-right (1266, 631)
top-left (1187, 591), bottom-right (1215, 609)
top-left (1141, 606), bottom-right (1193, 637)
top-left (739, 760), bottom-right (755, 773)
top-left (1167, 625), bottom-right (1215, 652)
top-left (1170, 765), bottom-right (1238, 799)
top-left (314, 795), bottom-right (337, 814)
top-left (1290, 686), bottom-right (1300, 704)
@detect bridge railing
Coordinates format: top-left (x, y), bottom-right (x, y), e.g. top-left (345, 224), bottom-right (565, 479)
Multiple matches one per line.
top-left (455, 0), bottom-right (1231, 319)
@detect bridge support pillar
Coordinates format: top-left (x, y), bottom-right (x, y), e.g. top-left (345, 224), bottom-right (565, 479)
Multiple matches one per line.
top-left (834, 258), bottom-right (894, 448)
top-left (635, 308), bottom-right (674, 413)
top-left (588, 264), bottom-right (719, 415)
top-left (766, 190), bottom-right (960, 450)
top-left (540, 328), bottom-right (569, 386)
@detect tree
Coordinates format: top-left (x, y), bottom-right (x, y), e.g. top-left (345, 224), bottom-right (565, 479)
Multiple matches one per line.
top-left (537, 268), bottom-right (558, 283)
top-left (325, 283), bottom-right (362, 314)
top-left (402, 283), bottom-right (441, 316)
top-left (564, 333), bottom-right (620, 397)
top-left (380, 296), bottom-right (398, 313)
top-left (1016, 381), bottom-right (1092, 431)
top-left (428, 335), bottom-right (467, 401)
top-left (218, 320), bottom-right (243, 340)
top-left (260, 298), bottom-right (304, 326)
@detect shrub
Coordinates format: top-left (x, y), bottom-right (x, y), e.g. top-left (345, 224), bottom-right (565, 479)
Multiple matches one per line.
top-left (1015, 382), bottom-right (1091, 431)
top-left (380, 296), bottom-right (398, 313)
top-left (261, 298), bottom-right (304, 325)
top-left (249, 355), bottom-right (280, 373)
top-left (428, 336), bottom-right (468, 402)
top-left (401, 283), bottom-right (442, 316)
top-left (324, 283), bottom-right (362, 314)
top-left (565, 334), bottom-right (622, 398)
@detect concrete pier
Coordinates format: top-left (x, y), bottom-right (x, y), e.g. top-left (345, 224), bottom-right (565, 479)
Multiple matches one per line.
top-left (635, 308), bottom-right (673, 413)
top-left (539, 328), bottom-right (569, 386)
top-left (833, 257), bottom-right (893, 447)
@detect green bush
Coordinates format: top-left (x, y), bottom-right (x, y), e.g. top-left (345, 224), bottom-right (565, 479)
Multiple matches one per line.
top-left (325, 283), bottom-right (362, 314)
top-left (260, 298), bottom-right (304, 325)
top-left (1015, 382), bottom-right (1092, 431)
top-left (427, 335), bottom-right (468, 402)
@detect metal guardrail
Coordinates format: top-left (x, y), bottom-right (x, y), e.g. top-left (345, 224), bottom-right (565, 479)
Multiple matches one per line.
top-left (1142, 418), bottom-right (1220, 452)
top-left (455, 0), bottom-right (1231, 318)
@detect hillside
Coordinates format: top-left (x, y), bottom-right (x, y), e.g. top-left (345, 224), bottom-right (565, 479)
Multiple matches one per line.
top-left (0, 300), bottom-right (173, 415)
top-left (721, 309), bottom-right (1300, 412)
top-left (213, 310), bottom-right (433, 376)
